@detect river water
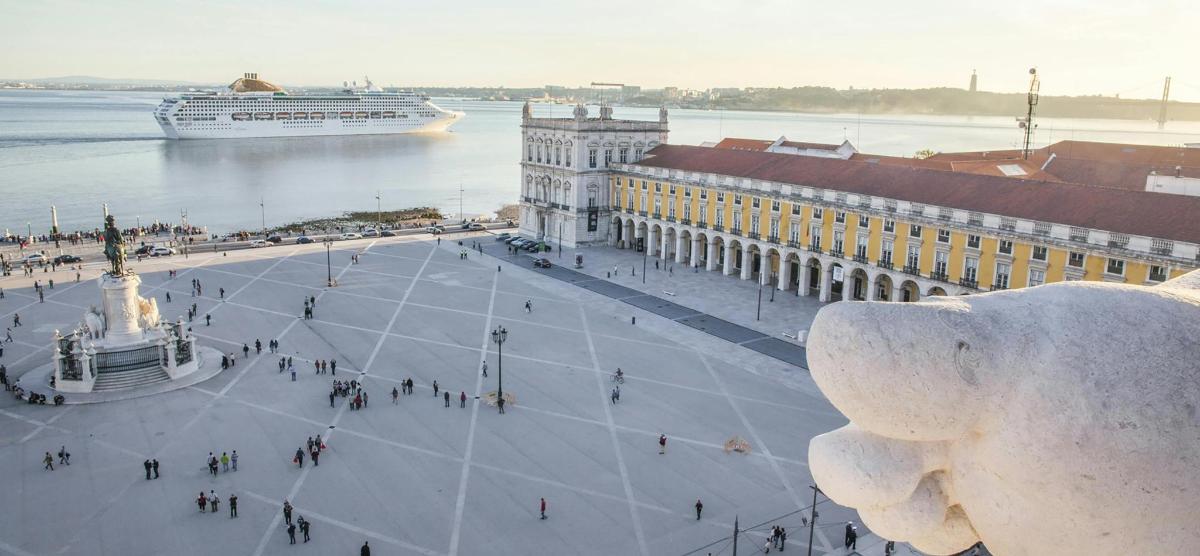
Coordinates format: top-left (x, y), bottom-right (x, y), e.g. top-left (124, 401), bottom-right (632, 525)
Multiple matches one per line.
top-left (2, 89), bottom-right (1199, 235)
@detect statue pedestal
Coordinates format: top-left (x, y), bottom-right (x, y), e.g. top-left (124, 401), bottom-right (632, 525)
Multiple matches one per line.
top-left (99, 273), bottom-right (143, 346)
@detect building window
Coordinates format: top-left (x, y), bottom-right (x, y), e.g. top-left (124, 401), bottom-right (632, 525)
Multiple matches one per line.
top-left (536, 145), bottom-right (542, 163)
top-left (654, 199), bottom-right (662, 217)
top-left (1149, 265), bottom-right (1168, 282)
top-left (699, 204), bottom-right (707, 225)
top-left (619, 147), bottom-right (628, 164)
top-left (641, 180), bottom-right (648, 191)
top-left (909, 224), bottom-right (922, 238)
top-left (906, 245), bottom-right (920, 269)
top-left (732, 211), bottom-right (742, 232)
top-left (855, 234), bottom-right (868, 258)
top-left (752, 197), bottom-right (761, 208)
top-left (964, 257), bottom-right (979, 282)
top-left (835, 211), bottom-right (846, 223)
top-left (790, 222), bottom-right (801, 244)
top-left (684, 187), bottom-right (691, 197)
top-left (565, 149), bottom-right (571, 167)
top-left (1028, 269), bottom-right (1045, 287)
top-left (716, 192), bottom-right (724, 202)
top-left (883, 219), bottom-right (894, 233)
top-left (994, 263), bottom-right (1011, 289)
top-left (669, 183), bottom-right (676, 195)
top-left (627, 191), bottom-right (634, 208)
top-left (668, 203), bottom-right (675, 219)
top-left (810, 225), bottom-right (823, 247)
top-left (833, 230), bottom-right (844, 254)
top-left (655, 182), bottom-right (662, 193)
top-left (771, 199), bottom-right (780, 212)
top-left (588, 149), bottom-right (597, 168)
top-left (750, 214), bottom-right (760, 235)
top-left (734, 194), bottom-right (742, 205)
top-left (555, 146), bottom-right (561, 166)
top-left (812, 207), bottom-right (824, 219)
top-left (858, 215), bottom-right (870, 227)
top-left (700, 189), bottom-right (708, 200)
top-left (937, 229), bottom-right (950, 243)
top-left (527, 144), bottom-right (533, 162)
top-left (791, 203), bottom-right (801, 215)
top-left (1106, 258), bottom-right (1125, 276)
top-left (880, 239), bottom-right (894, 266)
top-left (1032, 246), bottom-right (1047, 261)
top-left (769, 218), bottom-right (779, 239)
top-left (967, 234), bottom-right (981, 249)
top-left (634, 147), bottom-right (643, 160)
top-left (604, 149), bottom-right (612, 167)
top-left (934, 251), bottom-right (948, 276)
top-left (998, 239), bottom-right (1013, 255)
top-left (683, 203), bottom-right (691, 221)
top-left (715, 210), bottom-right (724, 229)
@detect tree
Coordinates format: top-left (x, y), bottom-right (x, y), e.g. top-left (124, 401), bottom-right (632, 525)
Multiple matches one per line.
top-left (914, 148), bottom-right (936, 160)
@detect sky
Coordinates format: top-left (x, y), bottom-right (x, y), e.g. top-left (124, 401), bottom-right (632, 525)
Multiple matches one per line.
top-left (2, 0), bottom-right (1198, 100)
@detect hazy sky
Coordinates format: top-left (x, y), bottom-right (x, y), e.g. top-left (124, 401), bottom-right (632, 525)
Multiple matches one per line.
top-left (2, 0), bottom-right (1197, 100)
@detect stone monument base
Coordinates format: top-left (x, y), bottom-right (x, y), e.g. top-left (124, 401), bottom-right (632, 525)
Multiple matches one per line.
top-left (18, 346), bottom-right (224, 405)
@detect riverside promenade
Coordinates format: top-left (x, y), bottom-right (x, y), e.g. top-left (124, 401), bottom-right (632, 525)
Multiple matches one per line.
top-left (0, 231), bottom-right (908, 556)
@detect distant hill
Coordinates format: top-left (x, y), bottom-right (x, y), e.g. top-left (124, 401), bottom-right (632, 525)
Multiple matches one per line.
top-left (17, 75), bottom-right (214, 87)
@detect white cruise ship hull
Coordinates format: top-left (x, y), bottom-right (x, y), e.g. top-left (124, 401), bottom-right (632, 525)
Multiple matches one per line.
top-left (158, 114), bottom-right (460, 139)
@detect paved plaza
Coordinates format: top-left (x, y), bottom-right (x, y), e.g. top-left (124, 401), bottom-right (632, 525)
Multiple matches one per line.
top-left (0, 234), bottom-right (906, 556)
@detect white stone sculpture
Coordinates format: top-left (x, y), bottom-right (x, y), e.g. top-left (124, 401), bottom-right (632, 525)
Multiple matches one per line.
top-left (83, 308), bottom-right (105, 340)
top-left (806, 271), bottom-right (1200, 556)
top-left (136, 295), bottom-right (160, 330)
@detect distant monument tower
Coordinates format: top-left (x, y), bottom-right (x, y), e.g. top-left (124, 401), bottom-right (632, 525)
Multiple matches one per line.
top-left (969, 69), bottom-right (978, 92)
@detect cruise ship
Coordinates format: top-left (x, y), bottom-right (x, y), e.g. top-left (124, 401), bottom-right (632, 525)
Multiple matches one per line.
top-left (155, 73), bottom-right (464, 139)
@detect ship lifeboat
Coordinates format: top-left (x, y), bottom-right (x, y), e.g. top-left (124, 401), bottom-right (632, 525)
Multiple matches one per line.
top-left (310, 112), bottom-right (325, 120)
top-left (275, 112), bottom-right (291, 120)
top-left (382, 111), bottom-right (396, 119)
top-left (340, 111), bottom-right (354, 119)
top-left (232, 112), bottom-right (252, 121)
top-left (253, 112), bottom-right (273, 120)
top-left (354, 111), bottom-right (368, 119)
top-left (369, 111), bottom-right (382, 119)
top-left (293, 112), bottom-right (308, 120)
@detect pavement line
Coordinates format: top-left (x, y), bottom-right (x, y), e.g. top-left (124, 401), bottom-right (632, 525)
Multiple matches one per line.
top-left (447, 268), bottom-right (499, 556)
top-left (240, 490), bottom-right (444, 556)
top-left (250, 239), bottom-right (430, 556)
top-left (579, 304), bottom-right (650, 556)
top-left (0, 536), bottom-right (38, 556)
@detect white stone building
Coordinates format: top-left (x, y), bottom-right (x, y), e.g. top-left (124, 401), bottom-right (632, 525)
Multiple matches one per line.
top-left (519, 102), bottom-right (668, 247)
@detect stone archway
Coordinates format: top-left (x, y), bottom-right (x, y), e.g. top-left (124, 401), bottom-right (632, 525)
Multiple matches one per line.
top-left (728, 239), bottom-right (744, 275)
top-left (829, 262), bottom-right (845, 301)
top-left (850, 268), bottom-right (870, 301)
top-left (625, 219), bottom-right (636, 250)
top-left (650, 224), bottom-right (664, 257)
top-left (900, 280), bottom-right (921, 302)
top-left (927, 286), bottom-right (948, 297)
top-left (874, 273), bottom-right (894, 301)
top-left (611, 216), bottom-right (625, 247)
top-left (662, 226), bottom-right (677, 261)
top-left (784, 252), bottom-right (802, 292)
top-left (712, 235), bottom-right (726, 272)
top-left (806, 257), bottom-right (823, 296)
top-left (678, 229), bottom-right (693, 265)
top-left (747, 243), bottom-right (764, 281)
top-left (635, 221), bottom-right (649, 253)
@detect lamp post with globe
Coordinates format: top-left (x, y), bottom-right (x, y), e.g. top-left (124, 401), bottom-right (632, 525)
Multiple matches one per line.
top-left (491, 325), bottom-right (507, 408)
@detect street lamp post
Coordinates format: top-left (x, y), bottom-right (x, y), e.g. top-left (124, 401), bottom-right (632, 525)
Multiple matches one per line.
top-left (558, 221), bottom-right (563, 259)
top-left (180, 209), bottom-right (189, 259)
top-left (807, 485), bottom-right (822, 556)
top-left (375, 191), bottom-right (382, 233)
top-left (260, 197), bottom-right (266, 238)
top-left (324, 238), bottom-right (335, 287)
top-left (490, 326), bottom-right (507, 410)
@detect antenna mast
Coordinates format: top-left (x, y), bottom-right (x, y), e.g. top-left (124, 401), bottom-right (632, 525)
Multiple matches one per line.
top-left (1157, 76), bottom-right (1171, 129)
top-left (1019, 68), bottom-right (1040, 159)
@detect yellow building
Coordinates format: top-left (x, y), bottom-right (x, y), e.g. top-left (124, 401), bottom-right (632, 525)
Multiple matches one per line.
top-left (607, 144), bottom-right (1199, 302)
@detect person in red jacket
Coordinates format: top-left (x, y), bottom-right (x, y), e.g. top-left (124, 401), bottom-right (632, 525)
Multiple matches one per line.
top-left (460, 391), bottom-right (467, 408)
top-left (540, 497), bottom-right (547, 520)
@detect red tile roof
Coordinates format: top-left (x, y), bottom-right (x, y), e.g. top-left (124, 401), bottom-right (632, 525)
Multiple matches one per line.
top-left (713, 138), bottom-right (773, 151)
top-left (778, 140), bottom-right (841, 151)
top-left (636, 144), bottom-right (1200, 244)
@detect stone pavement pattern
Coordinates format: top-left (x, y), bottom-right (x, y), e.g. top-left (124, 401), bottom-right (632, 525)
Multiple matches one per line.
top-left (0, 234), bottom-right (902, 556)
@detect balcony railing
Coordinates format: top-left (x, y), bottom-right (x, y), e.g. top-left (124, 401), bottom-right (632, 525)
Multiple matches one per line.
top-left (666, 216), bottom-right (677, 223)
top-left (712, 224), bottom-right (724, 232)
top-left (767, 235), bottom-right (780, 244)
top-left (990, 284), bottom-right (1009, 291)
top-left (624, 208), bottom-right (634, 214)
top-left (681, 218), bottom-right (691, 225)
top-left (959, 278), bottom-right (978, 289)
top-left (878, 257), bottom-right (893, 269)
top-left (747, 232), bottom-right (760, 240)
top-left (808, 242), bottom-right (822, 253)
top-left (731, 228), bottom-right (743, 235)
top-left (830, 249), bottom-right (844, 258)
top-left (902, 264), bottom-right (921, 276)
top-left (696, 222), bottom-right (707, 229)
top-left (930, 270), bottom-right (949, 282)
top-left (853, 254), bottom-right (869, 264)
top-left (787, 240), bottom-right (801, 248)
top-left (653, 212), bottom-right (662, 219)
top-left (638, 210), bottom-right (648, 217)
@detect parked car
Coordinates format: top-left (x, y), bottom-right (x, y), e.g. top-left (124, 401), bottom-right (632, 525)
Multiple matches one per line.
top-left (266, 236), bottom-right (283, 244)
top-left (150, 246), bottom-right (175, 257)
top-left (23, 253), bottom-right (47, 264)
top-left (511, 239), bottom-right (529, 247)
top-left (495, 233), bottom-right (511, 241)
top-left (380, 230), bottom-right (397, 237)
top-left (53, 254), bottom-right (81, 264)
top-left (297, 236), bottom-right (314, 244)
top-left (460, 222), bottom-right (472, 230)
top-left (469, 223), bottom-right (486, 231)
top-left (505, 237), bottom-right (521, 245)
top-left (362, 229), bottom-right (379, 237)
top-left (134, 245), bottom-right (154, 256)
top-left (523, 243), bottom-right (539, 252)
top-left (249, 239), bottom-right (268, 248)
top-left (425, 225), bottom-right (445, 234)
top-left (340, 233), bottom-right (362, 240)
top-left (533, 258), bottom-right (552, 268)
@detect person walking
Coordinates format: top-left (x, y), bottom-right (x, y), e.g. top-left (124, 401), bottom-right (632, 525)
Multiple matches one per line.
top-left (497, 396), bottom-right (505, 414)
top-left (392, 386), bottom-right (399, 404)
top-left (460, 391), bottom-right (466, 408)
top-left (209, 491), bottom-right (219, 514)
top-left (539, 497), bottom-right (547, 520)
top-left (330, 359), bottom-right (336, 375)
top-left (231, 450), bottom-right (238, 471)
top-left (443, 390), bottom-right (450, 407)
top-left (432, 380), bottom-right (439, 397)
top-left (198, 491), bottom-right (207, 512)
top-left (165, 291), bottom-right (171, 303)
top-left (330, 390), bottom-right (336, 408)
top-left (56, 446), bottom-right (70, 465)
top-left (311, 447), bottom-right (319, 467)
top-left (294, 447), bottom-right (304, 468)
top-left (778, 527), bottom-right (787, 550)
top-left (255, 339), bottom-right (262, 354)
top-left (220, 451), bottom-right (230, 472)
top-left (43, 451), bottom-right (54, 470)
top-left (287, 523), bottom-right (296, 545)
top-left (360, 541), bottom-right (371, 556)
top-left (611, 388), bottom-right (618, 404)
top-left (695, 499), bottom-right (703, 520)
top-left (242, 344), bottom-right (250, 358)
top-left (143, 459), bottom-right (152, 480)
top-left (205, 314), bottom-right (211, 326)
top-left (152, 458), bottom-right (159, 478)
top-left (290, 365), bottom-right (296, 381)
top-left (481, 361), bottom-right (488, 378)
top-left (299, 516), bottom-right (311, 542)
top-left (219, 287), bottom-right (225, 299)
top-left (229, 494), bottom-right (238, 518)
top-left (524, 299), bottom-right (532, 313)
top-left (659, 434), bottom-right (667, 455)
top-left (282, 500), bottom-right (294, 525)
